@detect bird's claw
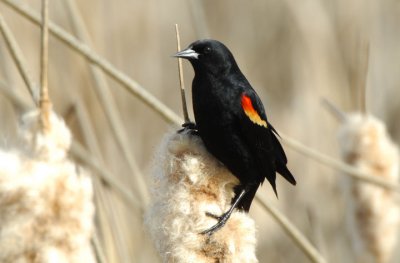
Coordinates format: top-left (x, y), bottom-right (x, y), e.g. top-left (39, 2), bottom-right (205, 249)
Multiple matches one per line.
top-left (182, 121), bottom-right (197, 129)
top-left (205, 212), bottom-right (220, 220)
top-left (200, 211), bottom-right (230, 235)
top-left (178, 122), bottom-right (198, 135)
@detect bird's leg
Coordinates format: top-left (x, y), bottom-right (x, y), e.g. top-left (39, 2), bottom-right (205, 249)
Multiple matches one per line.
top-left (200, 185), bottom-right (249, 235)
top-left (182, 121), bottom-right (197, 129)
top-left (178, 121), bottom-right (198, 135)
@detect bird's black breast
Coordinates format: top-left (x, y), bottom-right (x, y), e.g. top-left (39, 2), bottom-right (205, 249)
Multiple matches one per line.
top-left (192, 73), bottom-right (241, 135)
top-left (191, 73), bottom-right (262, 185)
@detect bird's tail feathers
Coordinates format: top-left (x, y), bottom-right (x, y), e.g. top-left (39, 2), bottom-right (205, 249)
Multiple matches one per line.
top-left (277, 165), bottom-right (296, 185)
top-left (265, 174), bottom-right (278, 198)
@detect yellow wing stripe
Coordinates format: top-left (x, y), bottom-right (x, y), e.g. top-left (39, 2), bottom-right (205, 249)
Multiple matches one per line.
top-left (241, 94), bottom-right (268, 127)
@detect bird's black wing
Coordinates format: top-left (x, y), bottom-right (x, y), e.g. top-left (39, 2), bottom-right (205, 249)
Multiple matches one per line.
top-left (237, 89), bottom-right (296, 195)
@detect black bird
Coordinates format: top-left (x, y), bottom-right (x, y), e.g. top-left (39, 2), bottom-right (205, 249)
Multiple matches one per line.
top-left (174, 39), bottom-right (296, 235)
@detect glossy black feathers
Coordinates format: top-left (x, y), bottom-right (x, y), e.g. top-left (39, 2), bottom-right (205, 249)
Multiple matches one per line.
top-left (176, 39), bottom-right (296, 212)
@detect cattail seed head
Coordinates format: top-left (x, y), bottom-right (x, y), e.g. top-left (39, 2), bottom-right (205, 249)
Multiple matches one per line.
top-left (146, 131), bottom-right (258, 263)
top-left (338, 113), bottom-right (400, 263)
top-left (0, 110), bottom-right (95, 263)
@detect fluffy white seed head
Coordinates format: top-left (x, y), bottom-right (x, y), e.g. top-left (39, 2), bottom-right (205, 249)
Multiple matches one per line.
top-left (145, 131), bottom-right (258, 263)
top-left (0, 110), bottom-right (95, 263)
top-left (338, 113), bottom-right (400, 263)
top-left (19, 110), bottom-right (72, 162)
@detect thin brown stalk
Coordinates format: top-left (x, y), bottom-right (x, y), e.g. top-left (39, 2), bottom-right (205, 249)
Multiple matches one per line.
top-left (73, 100), bottom-right (104, 165)
top-left (91, 232), bottom-right (107, 263)
top-left (175, 24), bottom-right (190, 124)
top-left (279, 132), bottom-right (400, 192)
top-left (91, 177), bottom-right (117, 263)
top-left (0, 14), bottom-right (37, 103)
top-left (255, 196), bottom-right (327, 263)
top-left (321, 98), bottom-right (347, 122)
top-left (0, 31), bottom-right (14, 85)
top-left (39, 0), bottom-right (51, 133)
top-left (1, 0), bottom-right (182, 127)
top-left (102, 193), bottom-right (132, 263)
top-left (63, 0), bottom-right (149, 206)
top-left (0, 81), bottom-right (32, 110)
top-left (358, 41), bottom-right (369, 115)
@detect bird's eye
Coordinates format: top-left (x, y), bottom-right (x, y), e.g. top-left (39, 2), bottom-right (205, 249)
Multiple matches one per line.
top-left (203, 46), bottom-right (211, 54)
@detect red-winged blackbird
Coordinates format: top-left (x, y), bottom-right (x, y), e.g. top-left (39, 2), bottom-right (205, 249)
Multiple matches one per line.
top-left (174, 39), bottom-right (296, 234)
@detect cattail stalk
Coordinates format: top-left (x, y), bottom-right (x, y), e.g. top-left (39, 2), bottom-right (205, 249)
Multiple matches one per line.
top-left (0, 14), bottom-right (37, 103)
top-left (39, 0), bottom-right (51, 133)
top-left (175, 24), bottom-right (190, 124)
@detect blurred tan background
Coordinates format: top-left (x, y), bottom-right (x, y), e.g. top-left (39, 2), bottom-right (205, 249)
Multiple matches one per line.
top-left (0, 0), bottom-right (399, 262)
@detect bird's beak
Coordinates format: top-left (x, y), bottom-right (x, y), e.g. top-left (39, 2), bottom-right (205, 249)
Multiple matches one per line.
top-left (173, 47), bottom-right (199, 59)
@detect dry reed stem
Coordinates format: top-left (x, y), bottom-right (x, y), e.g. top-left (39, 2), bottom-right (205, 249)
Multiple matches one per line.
top-left (39, 0), bottom-right (51, 133)
top-left (0, 81), bottom-right (33, 111)
top-left (280, 132), bottom-right (400, 192)
top-left (0, 34), bottom-right (15, 90)
top-left (91, 177), bottom-right (118, 263)
top-left (255, 195), bottom-right (327, 263)
top-left (1, 0), bottom-right (183, 126)
top-left (72, 100), bottom-right (104, 167)
top-left (91, 232), bottom-right (107, 263)
top-left (0, 14), bottom-right (37, 103)
top-left (63, 0), bottom-right (149, 206)
top-left (357, 42), bottom-right (369, 115)
top-left (338, 114), bottom-right (400, 263)
top-left (321, 98), bottom-right (347, 123)
top-left (175, 24), bottom-right (190, 124)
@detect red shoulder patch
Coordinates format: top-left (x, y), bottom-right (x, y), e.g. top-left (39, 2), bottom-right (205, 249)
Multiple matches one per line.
top-left (241, 94), bottom-right (268, 127)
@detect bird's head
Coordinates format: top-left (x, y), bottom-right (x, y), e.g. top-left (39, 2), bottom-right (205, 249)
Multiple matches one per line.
top-left (173, 39), bottom-right (238, 76)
